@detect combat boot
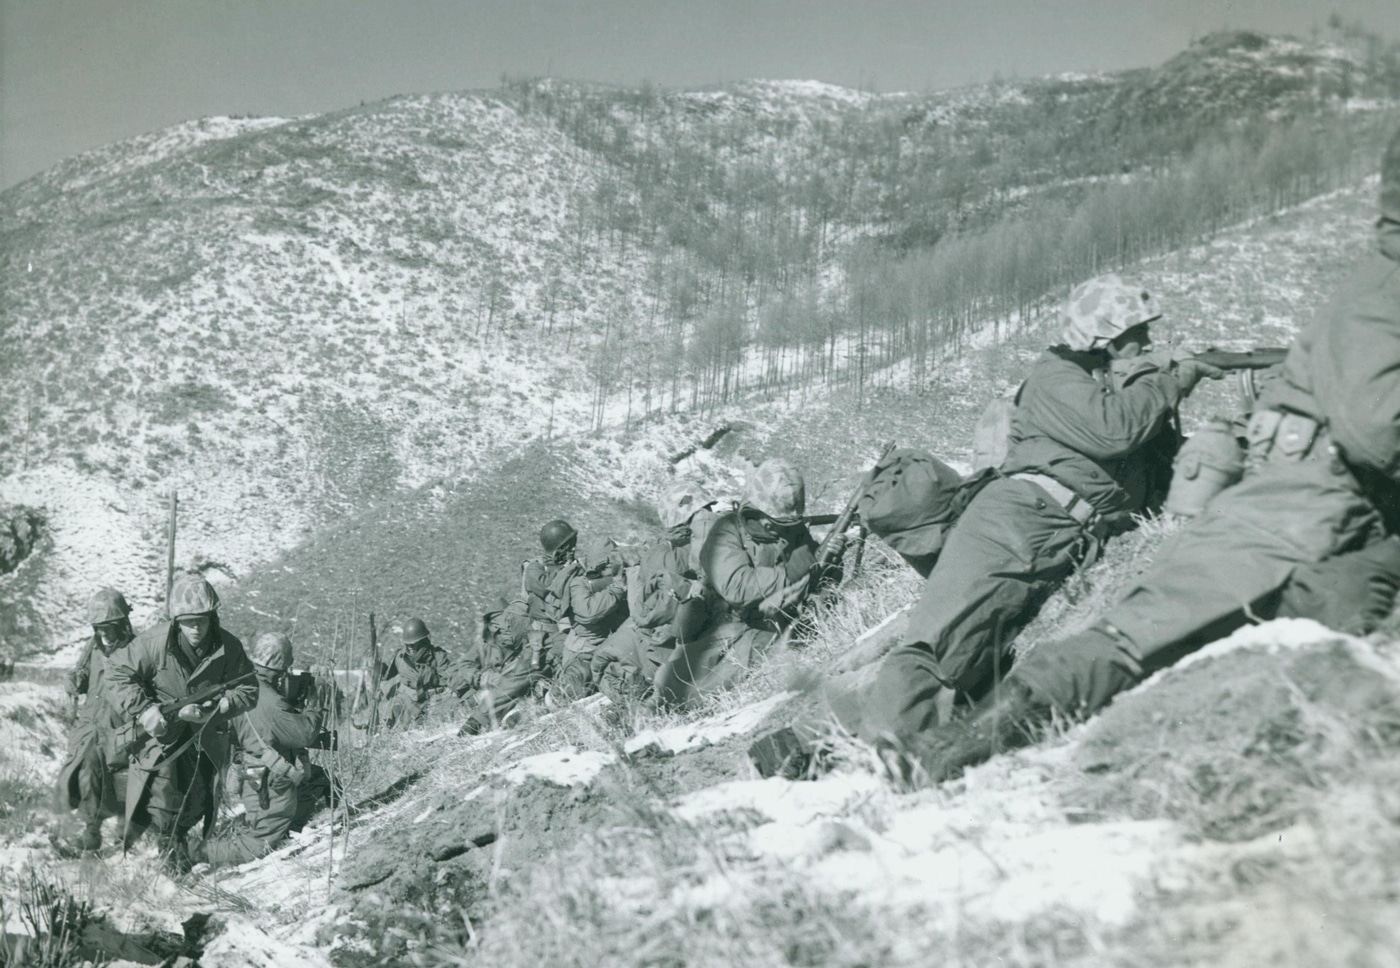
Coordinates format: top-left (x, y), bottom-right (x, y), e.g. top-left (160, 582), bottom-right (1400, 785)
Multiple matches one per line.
top-left (909, 678), bottom-right (1047, 784)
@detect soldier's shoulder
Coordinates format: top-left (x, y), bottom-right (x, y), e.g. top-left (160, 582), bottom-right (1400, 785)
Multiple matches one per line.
top-left (127, 623), bottom-right (170, 651)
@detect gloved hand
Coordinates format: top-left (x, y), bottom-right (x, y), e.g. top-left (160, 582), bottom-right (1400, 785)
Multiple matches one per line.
top-left (139, 705), bottom-right (167, 738)
top-left (177, 703), bottom-right (212, 723)
top-left (1172, 358), bottom-right (1225, 395)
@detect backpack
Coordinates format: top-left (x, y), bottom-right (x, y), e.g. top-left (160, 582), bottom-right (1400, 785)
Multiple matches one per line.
top-left (856, 449), bottom-right (964, 567)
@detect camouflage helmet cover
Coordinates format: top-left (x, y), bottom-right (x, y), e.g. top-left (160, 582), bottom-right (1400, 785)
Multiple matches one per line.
top-left (538, 519), bottom-right (578, 556)
top-left (402, 617), bottom-right (431, 646)
top-left (1383, 126), bottom-right (1400, 223)
top-left (657, 480), bottom-right (715, 530)
top-left (1059, 274), bottom-right (1162, 352)
top-left (169, 573), bottom-right (220, 619)
top-left (252, 632), bottom-right (294, 670)
top-left (744, 459), bottom-right (806, 521)
top-left (84, 587), bottom-right (132, 627)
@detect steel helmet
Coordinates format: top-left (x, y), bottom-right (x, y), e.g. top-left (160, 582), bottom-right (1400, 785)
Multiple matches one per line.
top-left (657, 481), bottom-right (714, 530)
top-left (84, 587), bottom-right (132, 627)
top-left (1059, 274), bottom-right (1162, 352)
top-left (538, 519), bottom-right (578, 556)
top-left (252, 632), bottom-right (294, 671)
top-left (168, 574), bottom-right (220, 619)
top-left (402, 617), bottom-right (431, 646)
top-left (744, 459), bottom-right (806, 522)
top-left (1383, 126), bottom-right (1400, 223)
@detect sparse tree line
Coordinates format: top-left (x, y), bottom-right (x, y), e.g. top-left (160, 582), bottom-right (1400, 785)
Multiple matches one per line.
top-left (487, 38), bottom-right (1400, 424)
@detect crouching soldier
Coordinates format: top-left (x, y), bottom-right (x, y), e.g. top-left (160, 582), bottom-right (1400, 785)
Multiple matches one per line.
top-left (455, 597), bottom-right (536, 735)
top-left (108, 574), bottom-right (258, 872)
top-left (520, 519), bottom-right (579, 680)
top-left (552, 537), bottom-right (631, 702)
top-left (197, 633), bottom-right (328, 869)
top-left (655, 459), bottom-right (837, 707)
top-left (55, 588), bottom-right (137, 854)
top-left (593, 482), bottom-right (717, 704)
top-left (376, 618), bottom-right (453, 728)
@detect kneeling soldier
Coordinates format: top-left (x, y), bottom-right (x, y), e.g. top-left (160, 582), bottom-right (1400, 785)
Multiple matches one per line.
top-left (199, 632), bottom-right (327, 868)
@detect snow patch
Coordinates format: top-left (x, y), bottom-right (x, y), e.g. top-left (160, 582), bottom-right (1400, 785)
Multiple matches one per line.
top-left (496, 747), bottom-right (617, 787)
top-left (625, 691), bottom-right (797, 755)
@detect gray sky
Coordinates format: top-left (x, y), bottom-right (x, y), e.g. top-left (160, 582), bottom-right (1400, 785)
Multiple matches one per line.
top-left (1, 0), bottom-right (1395, 189)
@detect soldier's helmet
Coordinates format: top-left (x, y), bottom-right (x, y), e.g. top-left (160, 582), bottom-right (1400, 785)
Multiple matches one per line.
top-left (538, 519), bottom-right (578, 556)
top-left (579, 535), bottom-right (618, 576)
top-left (1059, 274), bottom-right (1162, 352)
top-left (84, 587), bottom-right (132, 627)
top-left (402, 617), bottom-right (431, 647)
top-left (252, 632), bottom-right (294, 671)
top-left (657, 481), bottom-right (714, 530)
top-left (169, 574), bottom-right (220, 619)
top-left (1383, 126), bottom-right (1400, 223)
top-left (744, 459), bottom-right (806, 522)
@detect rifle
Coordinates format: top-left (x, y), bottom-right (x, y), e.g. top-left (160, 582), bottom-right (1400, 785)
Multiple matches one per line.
top-left (366, 611), bottom-right (381, 735)
top-left (142, 670), bottom-right (257, 769)
top-left (1192, 347), bottom-right (1288, 371)
top-left (156, 670), bottom-right (257, 721)
top-left (774, 441), bottom-right (895, 647)
top-left (813, 441), bottom-right (896, 577)
top-left (1193, 347), bottom-right (1289, 405)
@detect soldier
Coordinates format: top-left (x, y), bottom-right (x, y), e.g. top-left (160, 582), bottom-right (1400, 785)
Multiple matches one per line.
top-left (860, 275), bottom-right (1222, 754)
top-left (108, 574), bottom-right (258, 871)
top-left (197, 633), bottom-right (326, 869)
top-left (55, 588), bottom-right (137, 854)
top-left (376, 618), bottom-right (454, 728)
top-left (520, 519), bottom-right (578, 680)
top-left (593, 481), bottom-right (717, 703)
top-left (552, 536), bottom-right (631, 701)
top-left (456, 596), bottom-right (536, 735)
top-left (902, 129), bottom-right (1400, 783)
top-left (655, 459), bottom-right (837, 707)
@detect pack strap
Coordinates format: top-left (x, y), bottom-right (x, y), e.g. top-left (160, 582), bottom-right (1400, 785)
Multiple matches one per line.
top-left (1010, 472), bottom-right (1098, 528)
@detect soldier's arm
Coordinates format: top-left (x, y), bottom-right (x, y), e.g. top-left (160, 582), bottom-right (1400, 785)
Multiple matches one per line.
top-left (521, 560), bottom-right (552, 599)
top-left (219, 636), bottom-right (260, 716)
top-left (1025, 366), bottom-right (1182, 461)
top-left (701, 517), bottom-right (785, 609)
top-left (107, 638), bottom-right (159, 719)
top-left (568, 575), bottom-right (625, 625)
top-left (68, 638), bottom-right (95, 697)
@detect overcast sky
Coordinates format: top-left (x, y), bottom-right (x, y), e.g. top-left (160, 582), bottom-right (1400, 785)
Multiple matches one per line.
top-left (1, 0), bottom-right (1395, 190)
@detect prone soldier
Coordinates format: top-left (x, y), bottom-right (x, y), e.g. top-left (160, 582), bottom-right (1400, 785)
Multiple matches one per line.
top-left (901, 129), bottom-right (1400, 783)
top-left (861, 275), bottom-right (1221, 759)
